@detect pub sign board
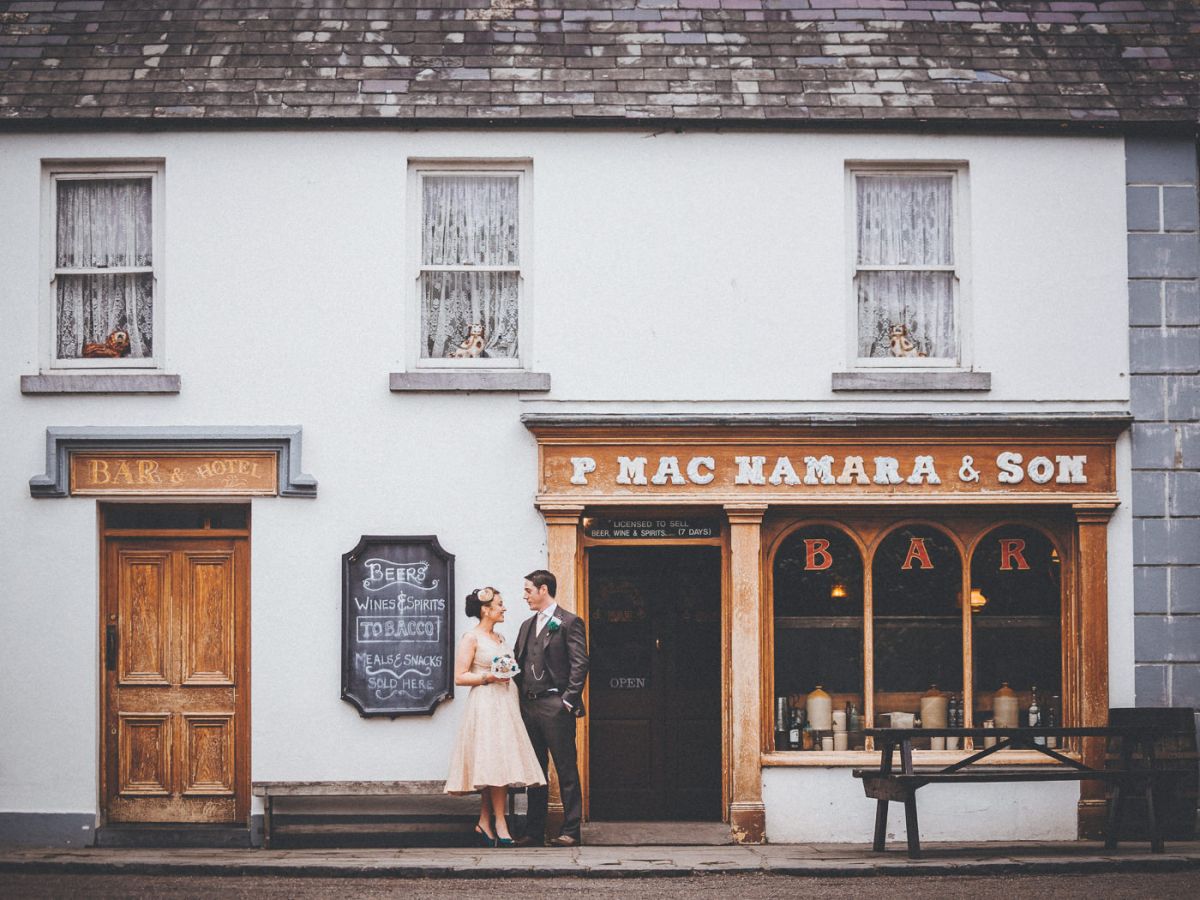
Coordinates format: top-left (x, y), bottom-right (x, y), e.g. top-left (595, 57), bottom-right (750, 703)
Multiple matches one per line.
top-left (529, 426), bottom-right (1121, 504)
top-left (584, 517), bottom-right (720, 540)
top-left (342, 535), bottom-right (454, 718)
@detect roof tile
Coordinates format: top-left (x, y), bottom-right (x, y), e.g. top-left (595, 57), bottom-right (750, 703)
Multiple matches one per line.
top-left (0, 0), bottom-right (1193, 125)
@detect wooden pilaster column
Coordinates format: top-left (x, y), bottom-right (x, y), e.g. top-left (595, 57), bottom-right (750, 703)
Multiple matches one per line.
top-left (1074, 503), bottom-right (1115, 836)
top-left (726, 503), bottom-right (768, 844)
top-left (543, 505), bottom-right (584, 614)
top-left (539, 504), bottom-right (584, 833)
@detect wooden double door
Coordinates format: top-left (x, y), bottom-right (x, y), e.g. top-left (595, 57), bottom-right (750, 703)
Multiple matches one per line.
top-left (587, 546), bottom-right (723, 821)
top-left (102, 520), bottom-right (249, 824)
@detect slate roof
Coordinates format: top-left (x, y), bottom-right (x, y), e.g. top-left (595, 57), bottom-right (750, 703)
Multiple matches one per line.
top-left (0, 0), bottom-right (1197, 127)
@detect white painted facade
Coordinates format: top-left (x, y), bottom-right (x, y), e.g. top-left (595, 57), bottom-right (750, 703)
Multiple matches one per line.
top-left (0, 128), bottom-right (1131, 843)
top-left (763, 768), bottom-right (1081, 844)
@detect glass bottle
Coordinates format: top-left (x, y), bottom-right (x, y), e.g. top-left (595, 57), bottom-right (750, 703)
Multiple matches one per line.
top-left (1029, 686), bottom-right (1043, 746)
top-left (775, 697), bottom-right (789, 751)
top-left (946, 694), bottom-right (961, 750)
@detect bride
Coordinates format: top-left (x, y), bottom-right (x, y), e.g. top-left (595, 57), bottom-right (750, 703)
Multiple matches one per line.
top-left (444, 587), bottom-right (545, 846)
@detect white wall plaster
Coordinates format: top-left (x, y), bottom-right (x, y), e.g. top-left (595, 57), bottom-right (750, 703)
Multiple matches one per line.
top-left (0, 128), bottom-right (1130, 836)
top-left (763, 768), bottom-right (1080, 843)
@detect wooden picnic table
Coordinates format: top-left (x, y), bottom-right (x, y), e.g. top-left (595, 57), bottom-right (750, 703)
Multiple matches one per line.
top-left (854, 725), bottom-right (1183, 859)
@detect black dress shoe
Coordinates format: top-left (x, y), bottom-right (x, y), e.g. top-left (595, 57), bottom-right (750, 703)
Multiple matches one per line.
top-left (513, 835), bottom-right (540, 847)
top-left (548, 834), bottom-right (580, 847)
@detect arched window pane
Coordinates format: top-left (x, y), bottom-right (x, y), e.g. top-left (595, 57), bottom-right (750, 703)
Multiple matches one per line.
top-left (773, 526), bottom-right (864, 750)
top-left (970, 526), bottom-right (1062, 728)
top-left (872, 525), bottom-right (963, 724)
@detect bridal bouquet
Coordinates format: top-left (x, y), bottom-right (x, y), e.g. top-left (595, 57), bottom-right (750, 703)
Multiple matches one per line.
top-left (490, 653), bottom-right (521, 680)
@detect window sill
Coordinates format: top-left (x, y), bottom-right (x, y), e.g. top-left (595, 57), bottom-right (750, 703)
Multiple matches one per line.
top-left (21, 373), bottom-right (181, 394)
top-left (389, 371), bottom-right (550, 393)
top-left (831, 371), bottom-right (991, 392)
top-left (762, 748), bottom-right (1077, 767)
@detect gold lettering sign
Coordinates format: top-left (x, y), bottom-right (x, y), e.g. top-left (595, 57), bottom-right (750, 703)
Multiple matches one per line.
top-left (531, 428), bottom-right (1119, 507)
top-left (70, 452), bottom-right (278, 496)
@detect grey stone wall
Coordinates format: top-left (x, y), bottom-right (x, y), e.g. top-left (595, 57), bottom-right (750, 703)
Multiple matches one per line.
top-left (1127, 136), bottom-right (1200, 719)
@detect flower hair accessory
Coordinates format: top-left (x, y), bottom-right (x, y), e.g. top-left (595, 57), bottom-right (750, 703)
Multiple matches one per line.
top-left (546, 615), bottom-right (562, 634)
top-left (490, 653), bottom-right (520, 679)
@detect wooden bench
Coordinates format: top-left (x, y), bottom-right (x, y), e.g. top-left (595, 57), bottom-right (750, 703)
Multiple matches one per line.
top-left (253, 780), bottom-right (501, 849)
top-left (854, 726), bottom-right (1185, 859)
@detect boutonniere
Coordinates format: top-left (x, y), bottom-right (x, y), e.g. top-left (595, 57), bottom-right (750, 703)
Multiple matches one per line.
top-left (546, 616), bottom-right (562, 634)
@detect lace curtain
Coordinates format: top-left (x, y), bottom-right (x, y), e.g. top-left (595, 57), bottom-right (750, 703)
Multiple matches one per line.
top-left (420, 175), bottom-right (520, 359)
top-left (856, 175), bottom-right (955, 359)
top-left (55, 178), bottom-right (153, 359)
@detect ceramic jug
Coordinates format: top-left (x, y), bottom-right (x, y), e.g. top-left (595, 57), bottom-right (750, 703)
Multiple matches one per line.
top-left (993, 682), bottom-right (1019, 729)
top-left (806, 685), bottom-right (833, 731)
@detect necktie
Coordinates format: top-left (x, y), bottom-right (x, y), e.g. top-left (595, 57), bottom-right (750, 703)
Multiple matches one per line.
top-left (536, 611), bottom-right (548, 635)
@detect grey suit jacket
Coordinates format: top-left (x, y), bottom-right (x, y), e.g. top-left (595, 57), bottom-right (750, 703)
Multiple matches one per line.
top-left (514, 606), bottom-right (590, 717)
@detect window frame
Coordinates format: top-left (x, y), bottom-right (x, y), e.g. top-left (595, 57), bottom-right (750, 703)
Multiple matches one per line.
top-left (845, 163), bottom-right (971, 370)
top-left (771, 520), bottom-right (867, 745)
top-left (765, 511), bottom-right (1070, 757)
top-left (41, 160), bottom-right (165, 371)
top-left (406, 159), bottom-right (532, 372)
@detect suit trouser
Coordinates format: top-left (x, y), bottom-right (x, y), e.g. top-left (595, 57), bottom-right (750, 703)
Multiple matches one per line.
top-left (520, 694), bottom-right (582, 839)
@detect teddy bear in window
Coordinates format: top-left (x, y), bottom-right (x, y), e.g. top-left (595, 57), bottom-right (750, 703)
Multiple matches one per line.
top-left (887, 324), bottom-right (927, 358)
top-left (82, 330), bottom-right (132, 359)
top-left (447, 323), bottom-right (485, 358)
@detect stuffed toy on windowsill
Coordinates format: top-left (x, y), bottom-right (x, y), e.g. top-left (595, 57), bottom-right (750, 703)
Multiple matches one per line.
top-left (81, 330), bottom-right (132, 358)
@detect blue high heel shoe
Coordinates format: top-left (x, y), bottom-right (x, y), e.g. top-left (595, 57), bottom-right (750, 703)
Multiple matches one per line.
top-left (496, 836), bottom-right (515, 847)
top-left (474, 825), bottom-right (497, 847)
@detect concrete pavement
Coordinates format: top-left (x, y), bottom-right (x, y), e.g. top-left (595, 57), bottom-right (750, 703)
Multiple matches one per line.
top-left (2, 840), bottom-right (1199, 879)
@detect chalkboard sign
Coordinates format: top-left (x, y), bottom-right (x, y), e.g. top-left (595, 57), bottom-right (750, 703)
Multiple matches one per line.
top-left (584, 517), bottom-right (720, 540)
top-left (342, 535), bottom-right (454, 717)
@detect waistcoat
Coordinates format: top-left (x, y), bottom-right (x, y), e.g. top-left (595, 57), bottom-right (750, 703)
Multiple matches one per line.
top-left (523, 629), bottom-right (553, 689)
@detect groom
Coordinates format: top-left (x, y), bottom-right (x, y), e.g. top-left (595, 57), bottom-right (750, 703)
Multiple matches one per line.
top-left (513, 569), bottom-right (589, 847)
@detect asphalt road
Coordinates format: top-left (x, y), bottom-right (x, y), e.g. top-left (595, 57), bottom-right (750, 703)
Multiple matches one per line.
top-left (2, 872), bottom-right (1200, 899)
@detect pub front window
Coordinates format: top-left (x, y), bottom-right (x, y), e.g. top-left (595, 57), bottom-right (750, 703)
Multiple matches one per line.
top-left (872, 525), bottom-right (963, 728)
top-left (970, 524), bottom-right (1063, 732)
top-left (770, 514), bottom-right (1071, 753)
top-left (772, 526), bottom-right (864, 751)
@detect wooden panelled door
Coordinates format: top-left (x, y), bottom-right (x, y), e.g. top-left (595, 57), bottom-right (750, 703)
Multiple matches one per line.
top-left (588, 546), bottom-right (723, 820)
top-left (102, 511), bottom-right (249, 824)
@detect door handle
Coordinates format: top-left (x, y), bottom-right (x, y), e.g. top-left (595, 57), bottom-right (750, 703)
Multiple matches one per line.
top-left (655, 637), bottom-right (662, 651)
top-left (105, 625), bottom-right (118, 671)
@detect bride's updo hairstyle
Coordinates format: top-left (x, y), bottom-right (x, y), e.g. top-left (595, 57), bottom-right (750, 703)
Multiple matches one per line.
top-left (465, 586), bottom-right (499, 619)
